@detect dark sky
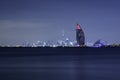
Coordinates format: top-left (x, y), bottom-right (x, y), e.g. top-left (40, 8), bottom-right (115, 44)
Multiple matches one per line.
top-left (0, 0), bottom-right (120, 45)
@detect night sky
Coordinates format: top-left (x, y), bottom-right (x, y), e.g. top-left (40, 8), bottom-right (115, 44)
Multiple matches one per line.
top-left (0, 0), bottom-right (120, 45)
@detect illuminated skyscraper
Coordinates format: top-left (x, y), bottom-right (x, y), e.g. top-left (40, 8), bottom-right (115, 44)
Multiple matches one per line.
top-left (76, 23), bottom-right (85, 45)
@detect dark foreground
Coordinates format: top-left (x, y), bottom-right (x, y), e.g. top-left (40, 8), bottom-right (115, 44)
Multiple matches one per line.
top-left (0, 47), bottom-right (120, 80)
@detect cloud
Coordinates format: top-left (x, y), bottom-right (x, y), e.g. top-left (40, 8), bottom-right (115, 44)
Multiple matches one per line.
top-left (0, 20), bottom-right (51, 28)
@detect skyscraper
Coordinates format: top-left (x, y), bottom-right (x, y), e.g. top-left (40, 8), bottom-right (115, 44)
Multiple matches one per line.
top-left (76, 23), bottom-right (85, 46)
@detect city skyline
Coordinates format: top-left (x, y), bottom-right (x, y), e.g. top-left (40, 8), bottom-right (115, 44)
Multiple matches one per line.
top-left (0, 0), bottom-right (120, 45)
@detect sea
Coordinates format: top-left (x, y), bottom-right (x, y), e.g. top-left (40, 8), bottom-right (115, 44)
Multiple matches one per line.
top-left (0, 47), bottom-right (120, 80)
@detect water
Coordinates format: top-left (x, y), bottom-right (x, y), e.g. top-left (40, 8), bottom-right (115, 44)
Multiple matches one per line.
top-left (0, 55), bottom-right (120, 80)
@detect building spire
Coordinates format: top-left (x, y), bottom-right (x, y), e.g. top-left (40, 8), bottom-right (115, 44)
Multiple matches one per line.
top-left (76, 23), bottom-right (81, 29)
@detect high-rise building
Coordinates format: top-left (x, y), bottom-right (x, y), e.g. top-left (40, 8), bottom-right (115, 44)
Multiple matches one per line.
top-left (76, 23), bottom-right (85, 45)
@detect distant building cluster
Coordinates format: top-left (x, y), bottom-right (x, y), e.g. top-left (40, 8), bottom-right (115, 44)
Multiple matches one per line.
top-left (20, 39), bottom-right (109, 47)
top-left (20, 38), bottom-right (77, 47)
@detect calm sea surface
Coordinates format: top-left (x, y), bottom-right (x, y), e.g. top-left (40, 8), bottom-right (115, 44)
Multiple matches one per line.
top-left (0, 54), bottom-right (120, 80)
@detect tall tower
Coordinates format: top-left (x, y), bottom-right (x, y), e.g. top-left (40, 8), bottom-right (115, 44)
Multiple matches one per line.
top-left (76, 23), bottom-right (85, 45)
